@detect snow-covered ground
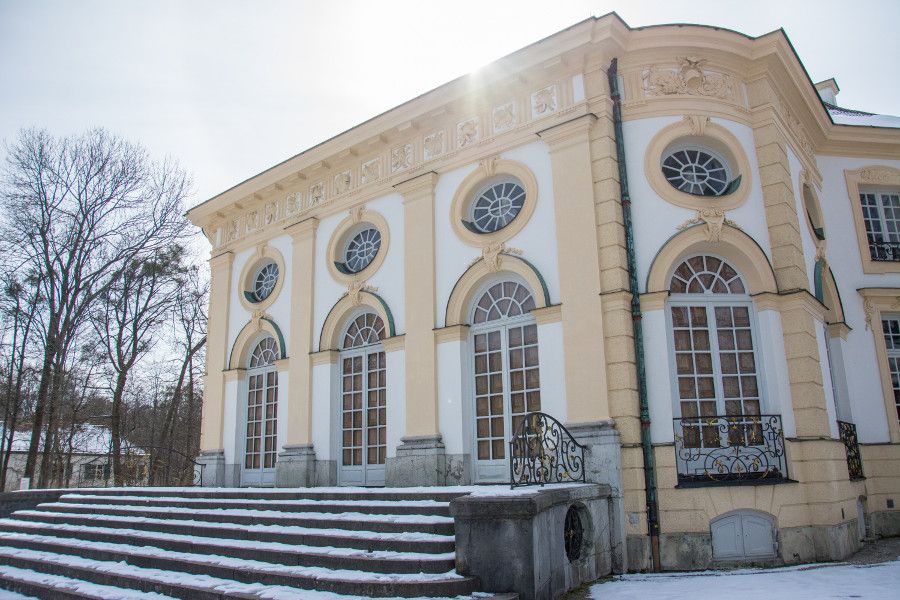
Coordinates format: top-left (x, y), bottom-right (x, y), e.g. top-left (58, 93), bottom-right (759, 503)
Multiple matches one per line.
top-left (590, 560), bottom-right (900, 600)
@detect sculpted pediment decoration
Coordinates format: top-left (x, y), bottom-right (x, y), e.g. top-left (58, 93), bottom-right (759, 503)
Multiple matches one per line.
top-left (347, 281), bottom-right (378, 306)
top-left (643, 57), bottom-right (737, 102)
top-left (857, 166), bottom-right (900, 185)
top-left (677, 208), bottom-right (740, 242)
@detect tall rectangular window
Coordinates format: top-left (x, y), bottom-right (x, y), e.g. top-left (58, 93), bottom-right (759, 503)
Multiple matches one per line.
top-left (882, 316), bottom-right (900, 424)
top-left (861, 191), bottom-right (900, 261)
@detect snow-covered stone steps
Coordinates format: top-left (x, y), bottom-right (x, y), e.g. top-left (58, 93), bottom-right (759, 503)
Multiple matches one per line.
top-left (0, 543), bottom-right (477, 599)
top-left (0, 525), bottom-right (456, 575)
top-left (57, 493), bottom-right (452, 517)
top-left (71, 487), bottom-right (470, 503)
top-left (36, 502), bottom-right (456, 535)
top-left (9, 511), bottom-right (455, 554)
top-left (0, 564), bottom-right (177, 600)
top-left (0, 487), bottom-right (497, 598)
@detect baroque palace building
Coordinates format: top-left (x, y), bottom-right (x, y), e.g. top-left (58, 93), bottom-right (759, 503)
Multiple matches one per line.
top-left (187, 14), bottom-right (900, 570)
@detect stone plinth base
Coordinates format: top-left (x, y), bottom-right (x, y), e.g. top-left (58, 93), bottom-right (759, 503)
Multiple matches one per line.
top-left (275, 444), bottom-right (317, 487)
top-left (451, 484), bottom-right (613, 600)
top-left (197, 450), bottom-right (225, 487)
top-left (567, 420), bottom-right (627, 573)
top-left (385, 435), bottom-right (446, 487)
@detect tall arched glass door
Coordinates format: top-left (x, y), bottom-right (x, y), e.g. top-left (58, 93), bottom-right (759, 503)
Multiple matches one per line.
top-left (667, 255), bottom-right (762, 450)
top-left (242, 337), bottom-right (279, 486)
top-left (470, 281), bottom-right (541, 482)
top-left (339, 313), bottom-right (386, 486)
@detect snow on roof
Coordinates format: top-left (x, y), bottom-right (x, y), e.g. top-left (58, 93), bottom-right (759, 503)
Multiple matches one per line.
top-left (826, 101), bottom-right (900, 129)
top-left (0, 424), bottom-right (114, 455)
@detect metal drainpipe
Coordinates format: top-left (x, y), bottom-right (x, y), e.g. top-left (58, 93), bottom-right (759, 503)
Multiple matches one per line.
top-left (606, 58), bottom-right (662, 572)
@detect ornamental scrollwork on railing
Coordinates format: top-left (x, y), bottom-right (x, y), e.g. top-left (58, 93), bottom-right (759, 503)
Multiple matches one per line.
top-left (673, 414), bottom-right (787, 484)
top-left (837, 420), bottom-right (865, 481)
top-left (509, 412), bottom-right (586, 488)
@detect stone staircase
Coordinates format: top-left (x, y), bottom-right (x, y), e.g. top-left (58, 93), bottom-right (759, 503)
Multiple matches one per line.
top-left (0, 487), bottom-right (512, 599)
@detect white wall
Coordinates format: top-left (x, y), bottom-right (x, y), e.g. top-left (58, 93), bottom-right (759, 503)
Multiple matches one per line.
top-left (434, 141), bottom-right (561, 328)
top-left (312, 192), bottom-right (405, 351)
top-left (623, 116), bottom-right (774, 291)
top-left (226, 234), bottom-right (294, 366)
top-left (815, 155), bottom-right (900, 443)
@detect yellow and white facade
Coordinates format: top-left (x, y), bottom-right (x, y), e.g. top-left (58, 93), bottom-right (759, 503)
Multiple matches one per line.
top-left (187, 14), bottom-right (900, 571)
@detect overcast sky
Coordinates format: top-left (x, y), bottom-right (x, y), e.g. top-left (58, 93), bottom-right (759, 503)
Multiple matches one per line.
top-left (1, 0), bottom-right (898, 210)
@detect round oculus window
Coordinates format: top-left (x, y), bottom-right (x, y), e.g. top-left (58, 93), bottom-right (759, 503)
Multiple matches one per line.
top-left (344, 227), bottom-right (381, 274)
top-left (253, 262), bottom-right (279, 302)
top-left (661, 146), bottom-right (731, 197)
top-left (468, 179), bottom-right (526, 234)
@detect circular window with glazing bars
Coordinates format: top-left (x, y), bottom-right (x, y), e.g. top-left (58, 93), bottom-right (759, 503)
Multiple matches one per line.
top-left (464, 178), bottom-right (527, 234)
top-left (661, 145), bottom-right (734, 197)
top-left (340, 227), bottom-right (382, 274)
top-left (252, 262), bottom-right (279, 302)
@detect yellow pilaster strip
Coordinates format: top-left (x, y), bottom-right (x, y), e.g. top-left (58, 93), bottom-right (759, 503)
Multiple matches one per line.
top-left (285, 218), bottom-right (318, 445)
top-left (200, 250), bottom-right (234, 451)
top-left (751, 99), bottom-right (829, 438)
top-left (395, 172), bottom-right (440, 438)
top-left (539, 114), bottom-right (611, 423)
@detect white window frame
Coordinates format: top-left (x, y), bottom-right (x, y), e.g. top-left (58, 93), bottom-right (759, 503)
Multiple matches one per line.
top-left (337, 312), bottom-right (387, 487)
top-left (467, 279), bottom-right (540, 483)
top-left (860, 188), bottom-right (900, 259)
top-left (240, 337), bottom-right (279, 486)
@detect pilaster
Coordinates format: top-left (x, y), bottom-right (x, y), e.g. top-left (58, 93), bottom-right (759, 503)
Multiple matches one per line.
top-left (752, 116), bottom-right (830, 439)
top-left (277, 218), bottom-right (318, 486)
top-left (395, 172), bottom-right (440, 439)
top-left (539, 114), bottom-right (611, 424)
top-left (200, 251), bottom-right (233, 454)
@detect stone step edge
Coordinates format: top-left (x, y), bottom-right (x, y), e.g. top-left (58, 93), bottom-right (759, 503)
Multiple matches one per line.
top-left (62, 488), bottom-right (473, 502)
top-left (0, 564), bottom-right (178, 600)
top-left (38, 502), bottom-right (455, 534)
top-left (9, 512), bottom-right (455, 553)
top-left (0, 534), bottom-right (466, 591)
top-left (0, 546), bottom-right (477, 599)
top-left (57, 495), bottom-right (452, 515)
top-left (0, 529), bottom-right (456, 575)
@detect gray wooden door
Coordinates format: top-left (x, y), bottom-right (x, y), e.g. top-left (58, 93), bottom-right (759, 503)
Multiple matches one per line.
top-left (711, 511), bottom-right (776, 560)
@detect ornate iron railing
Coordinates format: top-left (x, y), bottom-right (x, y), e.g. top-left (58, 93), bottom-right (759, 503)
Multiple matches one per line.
top-left (509, 412), bottom-right (586, 488)
top-left (837, 420), bottom-right (865, 480)
top-left (673, 414), bottom-right (787, 484)
top-left (869, 241), bottom-right (900, 262)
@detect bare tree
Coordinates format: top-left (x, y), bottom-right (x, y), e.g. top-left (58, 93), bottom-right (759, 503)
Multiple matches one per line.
top-left (149, 265), bottom-right (207, 484)
top-left (0, 272), bottom-right (42, 489)
top-left (93, 246), bottom-right (188, 485)
top-left (1, 128), bottom-right (190, 485)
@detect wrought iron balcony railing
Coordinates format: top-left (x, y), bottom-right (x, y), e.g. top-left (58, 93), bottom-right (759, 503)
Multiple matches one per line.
top-left (837, 420), bottom-right (865, 480)
top-left (673, 414), bottom-right (788, 484)
top-left (509, 411), bottom-right (586, 488)
top-left (869, 241), bottom-right (900, 262)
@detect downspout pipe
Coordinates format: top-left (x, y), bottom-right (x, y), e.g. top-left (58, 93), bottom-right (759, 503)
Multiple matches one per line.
top-left (607, 58), bottom-right (662, 572)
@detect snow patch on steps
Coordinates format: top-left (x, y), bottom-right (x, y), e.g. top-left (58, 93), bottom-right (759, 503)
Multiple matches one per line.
top-left (10, 510), bottom-right (454, 543)
top-left (0, 565), bottom-right (176, 600)
top-left (0, 542), bottom-right (464, 584)
top-left (0, 518), bottom-right (454, 561)
top-left (60, 494), bottom-right (451, 508)
top-left (40, 502), bottom-right (454, 524)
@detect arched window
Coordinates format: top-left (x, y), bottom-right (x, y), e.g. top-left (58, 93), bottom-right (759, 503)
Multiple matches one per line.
top-left (668, 256), bottom-right (761, 449)
top-left (339, 313), bottom-right (386, 486)
top-left (244, 337), bottom-right (279, 484)
top-left (470, 281), bottom-right (540, 483)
